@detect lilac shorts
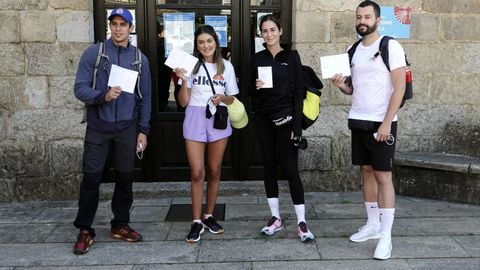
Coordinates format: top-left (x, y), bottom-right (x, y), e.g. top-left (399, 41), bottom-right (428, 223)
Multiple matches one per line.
top-left (183, 105), bottom-right (232, 143)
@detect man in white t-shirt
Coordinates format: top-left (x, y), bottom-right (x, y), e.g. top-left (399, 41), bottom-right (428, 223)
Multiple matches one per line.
top-left (332, 0), bottom-right (406, 260)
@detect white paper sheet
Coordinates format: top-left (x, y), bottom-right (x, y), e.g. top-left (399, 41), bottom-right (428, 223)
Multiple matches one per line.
top-left (208, 99), bottom-right (217, 115)
top-left (258, 66), bottom-right (273, 88)
top-left (164, 48), bottom-right (199, 77)
top-left (320, 53), bottom-right (351, 79)
top-left (108, 64), bottom-right (139, 94)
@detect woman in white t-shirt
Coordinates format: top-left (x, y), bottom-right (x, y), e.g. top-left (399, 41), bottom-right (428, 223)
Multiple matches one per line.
top-left (174, 25), bottom-right (239, 243)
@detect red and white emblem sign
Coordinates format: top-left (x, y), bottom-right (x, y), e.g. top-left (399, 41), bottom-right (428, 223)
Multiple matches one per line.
top-left (394, 6), bottom-right (411, 25)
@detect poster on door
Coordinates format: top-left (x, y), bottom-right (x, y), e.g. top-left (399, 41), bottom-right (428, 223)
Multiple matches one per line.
top-left (379, 6), bottom-right (411, 38)
top-left (164, 13), bottom-right (195, 57)
top-left (205, 16), bottom-right (228, 48)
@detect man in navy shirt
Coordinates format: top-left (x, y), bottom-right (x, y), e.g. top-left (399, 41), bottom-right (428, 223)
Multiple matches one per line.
top-left (72, 7), bottom-right (152, 255)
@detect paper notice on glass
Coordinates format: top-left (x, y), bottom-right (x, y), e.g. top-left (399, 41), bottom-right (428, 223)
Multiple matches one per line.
top-left (258, 66), bottom-right (273, 88)
top-left (320, 53), bottom-right (351, 79)
top-left (164, 12), bottom-right (195, 57)
top-left (255, 37), bottom-right (265, 53)
top-left (108, 64), bottom-right (139, 94)
top-left (164, 48), bottom-right (199, 77)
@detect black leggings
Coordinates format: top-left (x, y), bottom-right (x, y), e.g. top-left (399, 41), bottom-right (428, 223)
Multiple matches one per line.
top-left (255, 115), bottom-right (305, 204)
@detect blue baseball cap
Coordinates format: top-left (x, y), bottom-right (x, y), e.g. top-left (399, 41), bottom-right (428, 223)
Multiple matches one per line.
top-left (108, 8), bottom-right (133, 25)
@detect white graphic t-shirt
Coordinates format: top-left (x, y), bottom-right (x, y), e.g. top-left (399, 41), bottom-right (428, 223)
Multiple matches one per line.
top-left (348, 36), bottom-right (406, 122)
top-left (186, 59), bottom-right (239, 106)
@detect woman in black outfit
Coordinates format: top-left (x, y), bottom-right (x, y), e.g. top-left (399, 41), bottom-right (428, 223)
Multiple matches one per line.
top-left (249, 14), bottom-right (314, 242)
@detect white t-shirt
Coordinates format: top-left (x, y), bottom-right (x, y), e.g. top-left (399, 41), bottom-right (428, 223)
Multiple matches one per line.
top-left (348, 36), bottom-right (406, 122)
top-left (186, 59), bottom-right (239, 106)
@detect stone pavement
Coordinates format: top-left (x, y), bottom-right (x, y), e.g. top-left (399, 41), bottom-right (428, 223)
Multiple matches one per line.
top-left (0, 182), bottom-right (479, 270)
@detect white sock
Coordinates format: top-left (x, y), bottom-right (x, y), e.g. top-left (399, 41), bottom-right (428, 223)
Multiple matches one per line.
top-left (365, 202), bottom-right (380, 227)
top-left (203, 213), bottom-right (212, 219)
top-left (379, 208), bottom-right (395, 236)
top-left (294, 204), bottom-right (306, 224)
top-left (267, 198), bottom-right (280, 219)
top-left (193, 219), bottom-right (202, 224)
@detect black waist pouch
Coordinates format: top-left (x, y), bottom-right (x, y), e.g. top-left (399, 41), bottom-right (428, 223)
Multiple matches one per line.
top-left (213, 106), bottom-right (228, 130)
top-left (348, 119), bottom-right (375, 132)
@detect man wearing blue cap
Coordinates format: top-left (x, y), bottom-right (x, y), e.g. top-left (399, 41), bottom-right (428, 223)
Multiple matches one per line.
top-left (72, 7), bottom-right (152, 255)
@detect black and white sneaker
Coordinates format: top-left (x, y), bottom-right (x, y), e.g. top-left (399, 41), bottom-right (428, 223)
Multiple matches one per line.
top-left (261, 216), bottom-right (284, 236)
top-left (186, 222), bottom-right (204, 243)
top-left (297, 222), bottom-right (315, 242)
top-left (202, 216), bottom-right (224, 234)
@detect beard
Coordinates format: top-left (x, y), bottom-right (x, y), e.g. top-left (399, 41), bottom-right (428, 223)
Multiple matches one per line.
top-left (356, 23), bottom-right (377, 36)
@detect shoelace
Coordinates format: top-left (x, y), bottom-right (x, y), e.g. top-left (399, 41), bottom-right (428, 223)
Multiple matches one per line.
top-left (358, 224), bottom-right (378, 232)
top-left (117, 226), bottom-right (135, 236)
top-left (77, 231), bottom-right (90, 243)
top-left (205, 217), bottom-right (215, 224)
top-left (124, 226), bottom-right (133, 234)
top-left (267, 216), bottom-right (279, 226)
top-left (192, 222), bottom-right (203, 230)
top-left (358, 225), bottom-right (367, 231)
top-left (299, 223), bottom-right (308, 233)
top-left (209, 218), bottom-right (220, 227)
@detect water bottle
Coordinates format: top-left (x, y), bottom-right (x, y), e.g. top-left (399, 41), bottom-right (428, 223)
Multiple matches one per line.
top-left (405, 66), bottom-right (413, 99)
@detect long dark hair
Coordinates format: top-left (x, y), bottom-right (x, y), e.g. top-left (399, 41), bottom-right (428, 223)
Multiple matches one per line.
top-left (259, 14), bottom-right (291, 50)
top-left (192, 25), bottom-right (224, 75)
top-left (259, 14), bottom-right (282, 33)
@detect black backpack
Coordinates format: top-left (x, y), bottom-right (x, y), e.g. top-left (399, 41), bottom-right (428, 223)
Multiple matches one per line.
top-left (347, 36), bottom-right (413, 108)
top-left (287, 51), bottom-right (323, 130)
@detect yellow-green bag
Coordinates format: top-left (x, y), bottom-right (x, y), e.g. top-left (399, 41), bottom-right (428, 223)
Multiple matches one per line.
top-left (288, 51), bottom-right (323, 130)
top-left (227, 97), bottom-right (248, 129)
top-left (303, 90), bottom-right (320, 128)
top-left (300, 65), bottom-right (322, 130)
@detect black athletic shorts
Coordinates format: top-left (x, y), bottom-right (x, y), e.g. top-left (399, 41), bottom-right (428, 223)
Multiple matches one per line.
top-left (351, 121), bottom-right (397, 171)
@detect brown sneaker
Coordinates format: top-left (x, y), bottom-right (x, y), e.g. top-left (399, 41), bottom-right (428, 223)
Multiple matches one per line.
top-left (111, 225), bottom-right (143, 242)
top-left (73, 229), bottom-right (94, 255)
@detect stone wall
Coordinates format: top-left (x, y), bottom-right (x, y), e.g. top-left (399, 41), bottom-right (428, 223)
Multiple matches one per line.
top-left (0, 0), bottom-right (92, 201)
top-left (294, 0), bottom-right (480, 190)
top-left (1, 0), bottom-right (479, 201)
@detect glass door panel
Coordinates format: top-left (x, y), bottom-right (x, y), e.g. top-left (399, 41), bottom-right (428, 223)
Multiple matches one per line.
top-left (151, 2), bottom-right (238, 181)
top-left (156, 0), bottom-right (231, 5)
top-left (106, 0), bottom-right (137, 3)
top-left (201, 0), bottom-right (232, 5)
top-left (250, 0), bottom-right (281, 7)
top-left (156, 0), bottom-right (194, 4)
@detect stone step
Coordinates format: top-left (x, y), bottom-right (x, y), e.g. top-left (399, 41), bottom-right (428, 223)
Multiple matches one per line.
top-left (99, 180), bottom-right (291, 200)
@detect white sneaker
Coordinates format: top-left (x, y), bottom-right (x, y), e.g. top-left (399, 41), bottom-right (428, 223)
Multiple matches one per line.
top-left (373, 234), bottom-right (392, 260)
top-left (349, 224), bottom-right (381, 242)
top-left (261, 216), bottom-right (284, 236)
top-left (297, 222), bottom-right (315, 242)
